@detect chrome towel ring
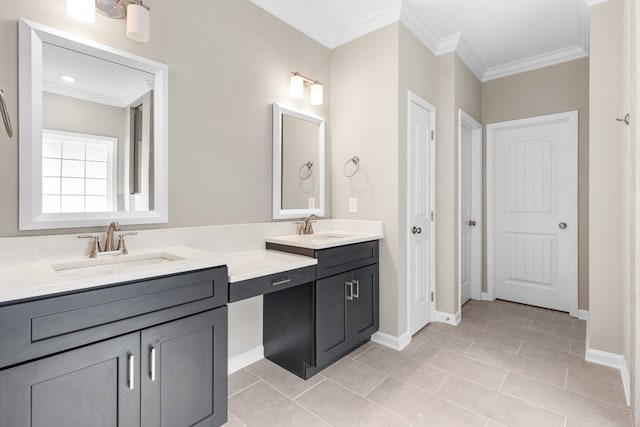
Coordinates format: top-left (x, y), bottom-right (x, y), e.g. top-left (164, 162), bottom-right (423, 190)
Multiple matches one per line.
top-left (0, 88), bottom-right (13, 138)
top-left (298, 161), bottom-right (313, 180)
top-left (343, 156), bottom-right (360, 177)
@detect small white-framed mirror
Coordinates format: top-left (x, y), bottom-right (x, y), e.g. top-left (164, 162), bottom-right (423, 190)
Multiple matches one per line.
top-left (18, 18), bottom-right (168, 230)
top-left (272, 104), bottom-right (325, 219)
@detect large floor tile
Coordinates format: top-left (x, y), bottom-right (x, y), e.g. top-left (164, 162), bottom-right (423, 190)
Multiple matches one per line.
top-left (356, 345), bottom-right (450, 393)
top-left (565, 369), bottom-right (627, 407)
top-left (462, 299), bottom-right (503, 312)
top-left (296, 379), bottom-right (412, 427)
top-left (569, 339), bottom-right (586, 357)
top-left (462, 307), bottom-right (534, 329)
top-left (366, 377), bottom-right (487, 426)
top-left (321, 357), bottom-right (388, 396)
top-left (530, 319), bottom-right (586, 341)
top-left (501, 372), bottom-right (632, 426)
top-left (225, 411), bottom-right (246, 426)
top-left (412, 327), bottom-right (474, 354)
top-left (229, 381), bottom-right (329, 427)
top-left (498, 303), bottom-right (573, 327)
top-left (436, 375), bottom-right (565, 427)
top-left (519, 342), bottom-right (623, 383)
top-left (465, 342), bottom-right (567, 387)
top-left (410, 343), bottom-right (507, 389)
top-left (346, 341), bottom-right (374, 359)
top-left (457, 314), bottom-right (491, 330)
top-left (487, 321), bottom-right (571, 352)
top-left (228, 369), bottom-right (260, 397)
top-left (245, 358), bottom-right (325, 399)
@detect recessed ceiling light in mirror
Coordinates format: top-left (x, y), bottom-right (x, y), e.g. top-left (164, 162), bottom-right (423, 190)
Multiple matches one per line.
top-left (61, 75), bottom-right (76, 84)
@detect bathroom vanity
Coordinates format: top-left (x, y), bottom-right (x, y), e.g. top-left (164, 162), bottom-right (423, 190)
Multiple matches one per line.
top-left (0, 249), bottom-right (228, 427)
top-left (228, 232), bottom-right (381, 380)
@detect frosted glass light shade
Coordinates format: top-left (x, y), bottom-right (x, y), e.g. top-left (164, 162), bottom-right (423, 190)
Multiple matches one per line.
top-left (67, 0), bottom-right (95, 22)
top-left (290, 74), bottom-right (304, 99)
top-left (127, 3), bottom-right (150, 42)
top-left (310, 82), bottom-right (323, 105)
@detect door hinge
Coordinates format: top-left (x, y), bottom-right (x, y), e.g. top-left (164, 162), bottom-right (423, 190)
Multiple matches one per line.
top-left (430, 211), bottom-right (434, 221)
top-left (431, 291), bottom-right (435, 302)
top-left (431, 130), bottom-right (435, 140)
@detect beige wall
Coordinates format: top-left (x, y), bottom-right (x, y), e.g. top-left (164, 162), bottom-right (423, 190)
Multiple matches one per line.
top-left (481, 58), bottom-right (590, 310)
top-left (330, 23), bottom-right (401, 336)
top-left (0, 0), bottom-right (331, 237)
top-left (589, 0), bottom-right (625, 354)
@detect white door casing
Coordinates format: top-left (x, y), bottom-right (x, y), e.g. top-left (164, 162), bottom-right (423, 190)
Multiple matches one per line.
top-left (458, 110), bottom-right (483, 309)
top-left (407, 91), bottom-right (436, 335)
top-left (487, 111), bottom-right (578, 317)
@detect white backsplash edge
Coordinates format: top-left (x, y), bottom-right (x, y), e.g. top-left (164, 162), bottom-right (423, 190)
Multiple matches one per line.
top-left (0, 219), bottom-right (384, 267)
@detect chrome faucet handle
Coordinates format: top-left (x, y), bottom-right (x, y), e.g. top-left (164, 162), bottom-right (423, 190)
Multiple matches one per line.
top-left (78, 235), bottom-right (101, 258)
top-left (116, 232), bottom-right (137, 255)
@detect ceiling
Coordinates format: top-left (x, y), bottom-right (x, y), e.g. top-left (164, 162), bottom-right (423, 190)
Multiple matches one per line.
top-left (249, 0), bottom-right (602, 81)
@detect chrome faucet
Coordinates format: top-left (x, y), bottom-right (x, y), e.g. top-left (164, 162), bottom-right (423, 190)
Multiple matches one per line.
top-left (301, 214), bottom-right (318, 235)
top-left (104, 221), bottom-right (121, 252)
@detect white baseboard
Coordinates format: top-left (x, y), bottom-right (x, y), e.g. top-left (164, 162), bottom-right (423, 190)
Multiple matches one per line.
top-left (371, 331), bottom-right (412, 351)
top-left (584, 316), bottom-right (630, 407)
top-left (228, 346), bottom-right (264, 374)
top-left (481, 292), bottom-right (491, 301)
top-left (577, 309), bottom-right (589, 320)
top-left (435, 310), bottom-right (461, 326)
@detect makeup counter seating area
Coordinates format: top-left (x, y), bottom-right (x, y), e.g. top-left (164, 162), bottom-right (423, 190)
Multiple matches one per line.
top-left (0, 219), bottom-right (383, 426)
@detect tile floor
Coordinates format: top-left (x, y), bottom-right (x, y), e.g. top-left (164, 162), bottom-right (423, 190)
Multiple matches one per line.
top-left (226, 299), bottom-right (632, 426)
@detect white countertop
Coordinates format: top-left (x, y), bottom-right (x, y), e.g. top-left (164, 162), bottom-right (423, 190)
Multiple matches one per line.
top-left (0, 246), bottom-right (226, 304)
top-left (264, 230), bottom-right (383, 250)
top-left (224, 250), bottom-right (317, 283)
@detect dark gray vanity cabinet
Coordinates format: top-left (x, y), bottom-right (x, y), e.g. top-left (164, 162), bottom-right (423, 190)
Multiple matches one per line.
top-left (0, 267), bottom-right (228, 427)
top-left (0, 332), bottom-right (140, 427)
top-left (264, 240), bottom-right (379, 379)
top-left (316, 263), bottom-right (378, 367)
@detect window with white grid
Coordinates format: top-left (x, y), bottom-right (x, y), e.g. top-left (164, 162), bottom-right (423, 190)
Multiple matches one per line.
top-left (42, 130), bottom-right (117, 213)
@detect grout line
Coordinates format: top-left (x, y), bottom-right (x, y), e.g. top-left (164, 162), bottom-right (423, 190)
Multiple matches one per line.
top-left (515, 340), bottom-right (523, 355)
top-left (362, 373), bottom-right (390, 397)
top-left (326, 378), bottom-right (416, 426)
top-left (432, 373), bottom-right (452, 395)
top-left (352, 344), bottom-right (374, 360)
top-left (292, 376), bottom-right (327, 401)
top-left (227, 409), bottom-right (248, 427)
top-left (227, 377), bottom-right (262, 398)
top-left (497, 371), bottom-right (509, 391)
top-left (563, 368), bottom-right (568, 389)
top-left (563, 415), bottom-right (568, 427)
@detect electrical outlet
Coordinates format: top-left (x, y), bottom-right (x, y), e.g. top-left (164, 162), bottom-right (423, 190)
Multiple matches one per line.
top-left (348, 197), bottom-right (357, 213)
top-left (308, 197), bottom-right (316, 209)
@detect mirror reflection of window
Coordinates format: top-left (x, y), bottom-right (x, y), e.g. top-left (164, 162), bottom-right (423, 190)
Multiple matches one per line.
top-left (42, 130), bottom-right (116, 213)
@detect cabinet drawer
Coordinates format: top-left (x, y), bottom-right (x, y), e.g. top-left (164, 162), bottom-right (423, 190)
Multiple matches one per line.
top-left (229, 265), bottom-right (315, 302)
top-left (316, 241), bottom-right (379, 279)
top-left (0, 267), bottom-right (227, 369)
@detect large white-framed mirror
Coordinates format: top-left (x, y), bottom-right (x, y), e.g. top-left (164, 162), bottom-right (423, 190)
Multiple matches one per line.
top-left (273, 103), bottom-right (325, 219)
top-left (18, 18), bottom-right (168, 230)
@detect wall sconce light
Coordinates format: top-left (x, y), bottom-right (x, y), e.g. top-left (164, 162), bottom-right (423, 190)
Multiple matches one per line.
top-left (67, 0), bottom-right (151, 43)
top-left (290, 72), bottom-right (323, 105)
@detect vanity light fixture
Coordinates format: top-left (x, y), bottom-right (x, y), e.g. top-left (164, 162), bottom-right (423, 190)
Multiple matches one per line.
top-left (290, 72), bottom-right (323, 105)
top-left (67, 0), bottom-right (151, 43)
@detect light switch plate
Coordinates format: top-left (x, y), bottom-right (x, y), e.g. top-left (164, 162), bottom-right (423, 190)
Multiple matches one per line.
top-left (348, 197), bottom-right (357, 213)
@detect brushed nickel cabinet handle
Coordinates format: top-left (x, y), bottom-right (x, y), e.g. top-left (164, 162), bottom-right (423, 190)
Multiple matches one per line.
top-left (150, 347), bottom-right (156, 381)
top-left (127, 353), bottom-right (135, 390)
top-left (352, 279), bottom-right (360, 299)
top-left (345, 281), bottom-right (353, 301)
top-left (271, 278), bottom-right (291, 287)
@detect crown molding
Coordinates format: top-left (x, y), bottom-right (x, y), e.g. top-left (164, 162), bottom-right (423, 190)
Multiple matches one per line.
top-left (330, 1), bottom-right (403, 48)
top-left (249, 0), bottom-right (334, 48)
top-left (43, 82), bottom-right (126, 108)
top-left (399, 0), bottom-right (441, 53)
top-left (482, 45), bottom-right (589, 81)
top-left (584, 0), bottom-right (609, 6)
top-left (455, 35), bottom-right (486, 81)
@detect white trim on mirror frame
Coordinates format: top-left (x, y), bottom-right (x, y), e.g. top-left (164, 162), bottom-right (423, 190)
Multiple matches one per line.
top-left (18, 18), bottom-right (168, 230)
top-left (272, 103), bottom-right (325, 220)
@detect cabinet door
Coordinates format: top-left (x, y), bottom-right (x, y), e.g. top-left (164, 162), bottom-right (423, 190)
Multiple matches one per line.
top-left (141, 307), bottom-right (228, 427)
top-left (0, 333), bottom-right (140, 427)
top-left (349, 264), bottom-right (379, 344)
top-left (315, 270), bottom-right (351, 367)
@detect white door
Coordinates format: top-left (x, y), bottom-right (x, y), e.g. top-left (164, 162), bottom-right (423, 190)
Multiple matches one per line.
top-left (458, 110), bottom-right (482, 307)
top-left (407, 92), bottom-right (436, 335)
top-left (487, 111), bottom-right (578, 316)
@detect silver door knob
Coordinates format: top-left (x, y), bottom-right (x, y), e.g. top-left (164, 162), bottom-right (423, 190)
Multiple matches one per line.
top-left (559, 222), bottom-right (567, 229)
top-left (468, 220), bottom-right (477, 226)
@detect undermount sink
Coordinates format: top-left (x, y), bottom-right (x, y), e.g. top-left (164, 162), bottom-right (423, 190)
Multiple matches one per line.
top-left (52, 252), bottom-right (184, 276)
top-left (297, 233), bottom-right (351, 241)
